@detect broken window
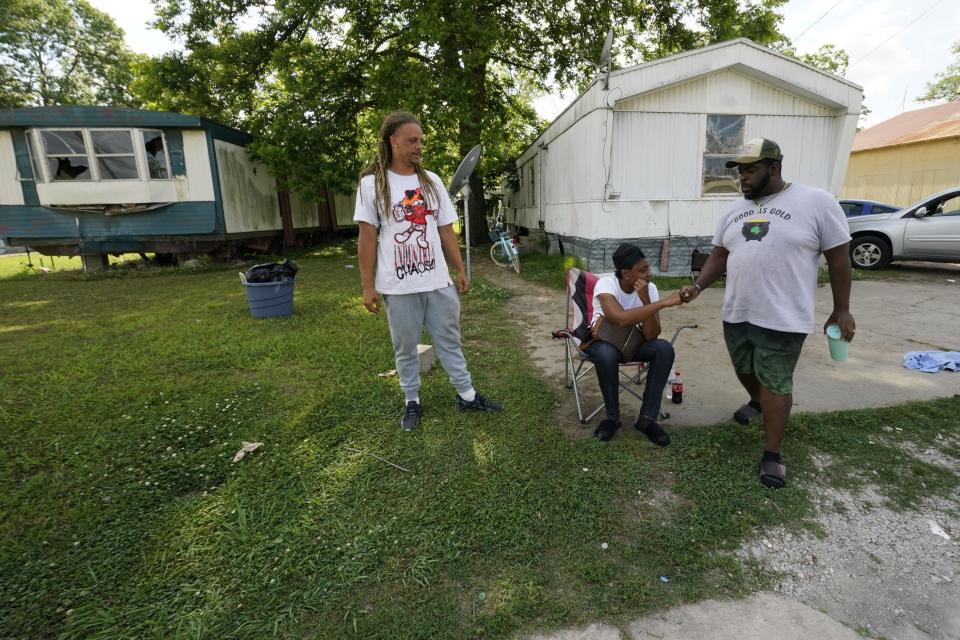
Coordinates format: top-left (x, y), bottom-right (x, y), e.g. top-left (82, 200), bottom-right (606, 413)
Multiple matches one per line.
top-left (42, 130), bottom-right (91, 181)
top-left (702, 114), bottom-right (744, 196)
top-left (31, 127), bottom-right (176, 182)
top-left (25, 131), bottom-right (43, 181)
top-left (91, 130), bottom-right (138, 180)
top-left (142, 130), bottom-right (171, 179)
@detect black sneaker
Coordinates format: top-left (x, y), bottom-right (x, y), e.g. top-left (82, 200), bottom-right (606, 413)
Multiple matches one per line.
top-left (401, 401), bottom-right (422, 431)
top-left (455, 393), bottom-right (504, 412)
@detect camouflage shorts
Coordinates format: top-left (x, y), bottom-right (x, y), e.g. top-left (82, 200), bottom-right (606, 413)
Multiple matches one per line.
top-left (722, 322), bottom-right (806, 396)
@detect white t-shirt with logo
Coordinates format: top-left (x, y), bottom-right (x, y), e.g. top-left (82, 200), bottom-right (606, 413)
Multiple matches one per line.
top-left (591, 275), bottom-right (660, 327)
top-left (353, 170), bottom-right (457, 295)
top-left (712, 183), bottom-right (851, 334)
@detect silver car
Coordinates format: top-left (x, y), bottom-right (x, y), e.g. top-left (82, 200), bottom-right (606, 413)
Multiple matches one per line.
top-left (847, 187), bottom-right (960, 270)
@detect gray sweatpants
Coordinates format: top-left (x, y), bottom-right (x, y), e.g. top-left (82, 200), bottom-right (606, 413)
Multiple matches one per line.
top-left (383, 285), bottom-right (473, 399)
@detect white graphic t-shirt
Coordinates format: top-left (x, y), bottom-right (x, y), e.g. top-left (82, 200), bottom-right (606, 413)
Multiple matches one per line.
top-left (353, 170), bottom-right (457, 295)
top-left (590, 275), bottom-right (660, 327)
top-left (712, 183), bottom-right (851, 334)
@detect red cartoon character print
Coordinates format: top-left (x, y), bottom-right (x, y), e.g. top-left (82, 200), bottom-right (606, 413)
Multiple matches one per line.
top-left (392, 187), bottom-right (435, 249)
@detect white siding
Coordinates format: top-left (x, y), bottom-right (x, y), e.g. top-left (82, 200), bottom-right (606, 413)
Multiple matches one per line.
top-left (747, 116), bottom-right (839, 192)
top-left (610, 112), bottom-right (702, 200)
top-left (216, 140), bottom-right (280, 234)
top-left (334, 191), bottom-right (356, 227)
top-left (667, 199), bottom-right (733, 237)
top-left (182, 131), bottom-right (215, 201)
top-left (544, 111), bottom-right (607, 204)
top-left (0, 131), bottom-right (25, 206)
top-left (516, 39), bottom-right (861, 167)
top-left (545, 200), bottom-right (669, 238)
top-left (616, 69), bottom-right (837, 116)
top-left (510, 39), bottom-right (862, 240)
top-left (288, 191), bottom-right (320, 229)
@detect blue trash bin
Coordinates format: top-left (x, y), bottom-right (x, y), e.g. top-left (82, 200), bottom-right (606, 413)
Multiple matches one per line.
top-left (242, 279), bottom-right (295, 318)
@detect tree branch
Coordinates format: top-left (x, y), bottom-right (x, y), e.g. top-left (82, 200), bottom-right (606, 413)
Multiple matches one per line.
top-left (488, 53), bottom-right (539, 73)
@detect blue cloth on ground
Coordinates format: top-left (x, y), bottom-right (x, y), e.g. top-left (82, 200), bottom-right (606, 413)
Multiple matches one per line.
top-left (903, 351), bottom-right (960, 373)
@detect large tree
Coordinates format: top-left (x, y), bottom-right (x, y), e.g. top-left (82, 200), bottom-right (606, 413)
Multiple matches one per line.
top-left (918, 39), bottom-right (960, 103)
top-left (138, 0), bottom-right (787, 237)
top-left (0, 0), bottom-right (142, 108)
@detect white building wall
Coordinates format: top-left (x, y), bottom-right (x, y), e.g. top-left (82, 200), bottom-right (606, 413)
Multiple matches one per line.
top-left (514, 39), bottom-right (861, 171)
top-left (0, 131), bottom-right (25, 206)
top-left (511, 43), bottom-right (862, 243)
top-left (616, 69), bottom-right (837, 117)
top-left (746, 115), bottom-right (838, 192)
top-left (288, 191), bottom-right (320, 229)
top-left (216, 140), bottom-right (280, 234)
top-left (181, 130), bottom-right (215, 201)
top-left (610, 112), bottom-right (703, 201)
top-left (334, 191), bottom-right (356, 227)
top-left (545, 111), bottom-right (607, 204)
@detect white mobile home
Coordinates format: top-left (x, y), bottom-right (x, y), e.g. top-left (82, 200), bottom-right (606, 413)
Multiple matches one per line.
top-left (505, 38), bottom-right (863, 274)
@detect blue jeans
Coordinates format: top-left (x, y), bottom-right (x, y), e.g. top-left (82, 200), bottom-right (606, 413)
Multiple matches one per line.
top-left (584, 338), bottom-right (675, 422)
top-left (383, 286), bottom-right (473, 399)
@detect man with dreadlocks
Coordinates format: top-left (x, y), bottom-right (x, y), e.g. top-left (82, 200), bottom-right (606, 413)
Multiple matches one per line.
top-left (354, 111), bottom-right (504, 431)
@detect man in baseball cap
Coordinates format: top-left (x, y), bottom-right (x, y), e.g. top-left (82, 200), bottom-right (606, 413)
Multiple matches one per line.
top-left (724, 137), bottom-right (783, 168)
top-left (679, 137), bottom-right (855, 489)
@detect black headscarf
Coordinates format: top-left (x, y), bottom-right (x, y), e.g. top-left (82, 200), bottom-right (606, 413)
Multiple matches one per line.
top-left (612, 243), bottom-right (645, 271)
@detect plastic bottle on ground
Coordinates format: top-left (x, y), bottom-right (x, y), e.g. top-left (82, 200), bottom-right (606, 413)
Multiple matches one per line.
top-left (671, 370), bottom-right (683, 404)
top-left (666, 370), bottom-right (677, 400)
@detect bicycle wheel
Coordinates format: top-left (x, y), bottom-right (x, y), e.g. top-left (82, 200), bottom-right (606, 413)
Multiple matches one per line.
top-left (490, 241), bottom-right (510, 268)
top-left (510, 250), bottom-right (521, 274)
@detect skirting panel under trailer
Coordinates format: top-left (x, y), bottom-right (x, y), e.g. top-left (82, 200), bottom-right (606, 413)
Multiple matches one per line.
top-left (554, 235), bottom-right (712, 276)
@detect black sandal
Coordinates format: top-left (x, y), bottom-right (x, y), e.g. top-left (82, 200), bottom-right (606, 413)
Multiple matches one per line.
top-left (634, 416), bottom-right (670, 447)
top-left (734, 401), bottom-right (762, 425)
top-left (759, 458), bottom-right (787, 488)
top-left (593, 418), bottom-right (621, 442)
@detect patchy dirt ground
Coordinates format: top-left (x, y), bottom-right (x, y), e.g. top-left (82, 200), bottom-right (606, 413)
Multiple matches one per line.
top-left (472, 259), bottom-right (960, 640)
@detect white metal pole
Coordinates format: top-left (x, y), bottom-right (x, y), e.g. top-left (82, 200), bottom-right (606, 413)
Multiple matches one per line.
top-left (463, 185), bottom-right (472, 282)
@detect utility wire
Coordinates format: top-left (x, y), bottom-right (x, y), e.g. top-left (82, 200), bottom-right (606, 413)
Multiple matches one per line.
top-left (792, 0), bottom-right (847, 44)
top-left (848, 0), bottom-right (948, 68)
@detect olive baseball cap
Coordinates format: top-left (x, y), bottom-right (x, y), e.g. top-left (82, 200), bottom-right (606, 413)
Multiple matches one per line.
top-left (725, 138), bottom-right (783, 168)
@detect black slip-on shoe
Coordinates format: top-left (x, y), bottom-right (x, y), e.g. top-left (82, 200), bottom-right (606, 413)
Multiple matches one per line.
top-left (634, 416), bottom-right (671, 447)
top-left (593, 418), bottom-right (621, 442)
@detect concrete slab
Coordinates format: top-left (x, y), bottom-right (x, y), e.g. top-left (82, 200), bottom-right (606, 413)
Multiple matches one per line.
top-left (628, 593), bottom-right (864, 639)
top-left (474, 261), bottom-right (960, 428)
top-left (417, 343), bottom-right (435, 374)
top-left (522, 622), bottom-right (622, 640)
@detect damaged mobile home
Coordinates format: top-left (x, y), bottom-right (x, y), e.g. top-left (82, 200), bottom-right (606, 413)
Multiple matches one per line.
top-left (0, 106), bottom-right (354, 269)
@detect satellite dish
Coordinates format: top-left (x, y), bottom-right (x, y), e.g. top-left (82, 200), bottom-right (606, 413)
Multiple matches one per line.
top-left (448, 144), bottom-right (482, 196)
top-left (600, 26), bottom-right (614, 90)
top-left (600, 26), bottom-right (613, 69)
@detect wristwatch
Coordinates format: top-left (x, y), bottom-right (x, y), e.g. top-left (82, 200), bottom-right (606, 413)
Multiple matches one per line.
top-left (693, 283), bottom-right (703, 293)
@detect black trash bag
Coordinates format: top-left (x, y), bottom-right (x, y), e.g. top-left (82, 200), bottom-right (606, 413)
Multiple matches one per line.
top-left (245, 259), bottom-right (299, 283)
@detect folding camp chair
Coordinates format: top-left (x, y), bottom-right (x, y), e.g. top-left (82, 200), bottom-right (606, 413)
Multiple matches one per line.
top-left (551, 267), bottom-right (696, 424)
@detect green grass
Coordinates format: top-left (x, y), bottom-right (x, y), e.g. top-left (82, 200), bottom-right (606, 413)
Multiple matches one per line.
top-left (1, 241), bottom-right (957, 638)
top-left (0, 252), bottom-right (152, 278)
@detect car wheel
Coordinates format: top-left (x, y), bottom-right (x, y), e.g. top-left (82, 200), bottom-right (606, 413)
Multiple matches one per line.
top-left (849, 235), bottom-right (891, 270)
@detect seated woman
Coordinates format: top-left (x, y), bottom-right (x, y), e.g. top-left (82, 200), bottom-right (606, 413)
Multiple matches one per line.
top-left (585, 242), bottom-right (684, 444)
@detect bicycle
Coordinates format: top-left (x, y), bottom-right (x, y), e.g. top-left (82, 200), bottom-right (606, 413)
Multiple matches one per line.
top-left (488, 221), bottom-right (521, 274)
